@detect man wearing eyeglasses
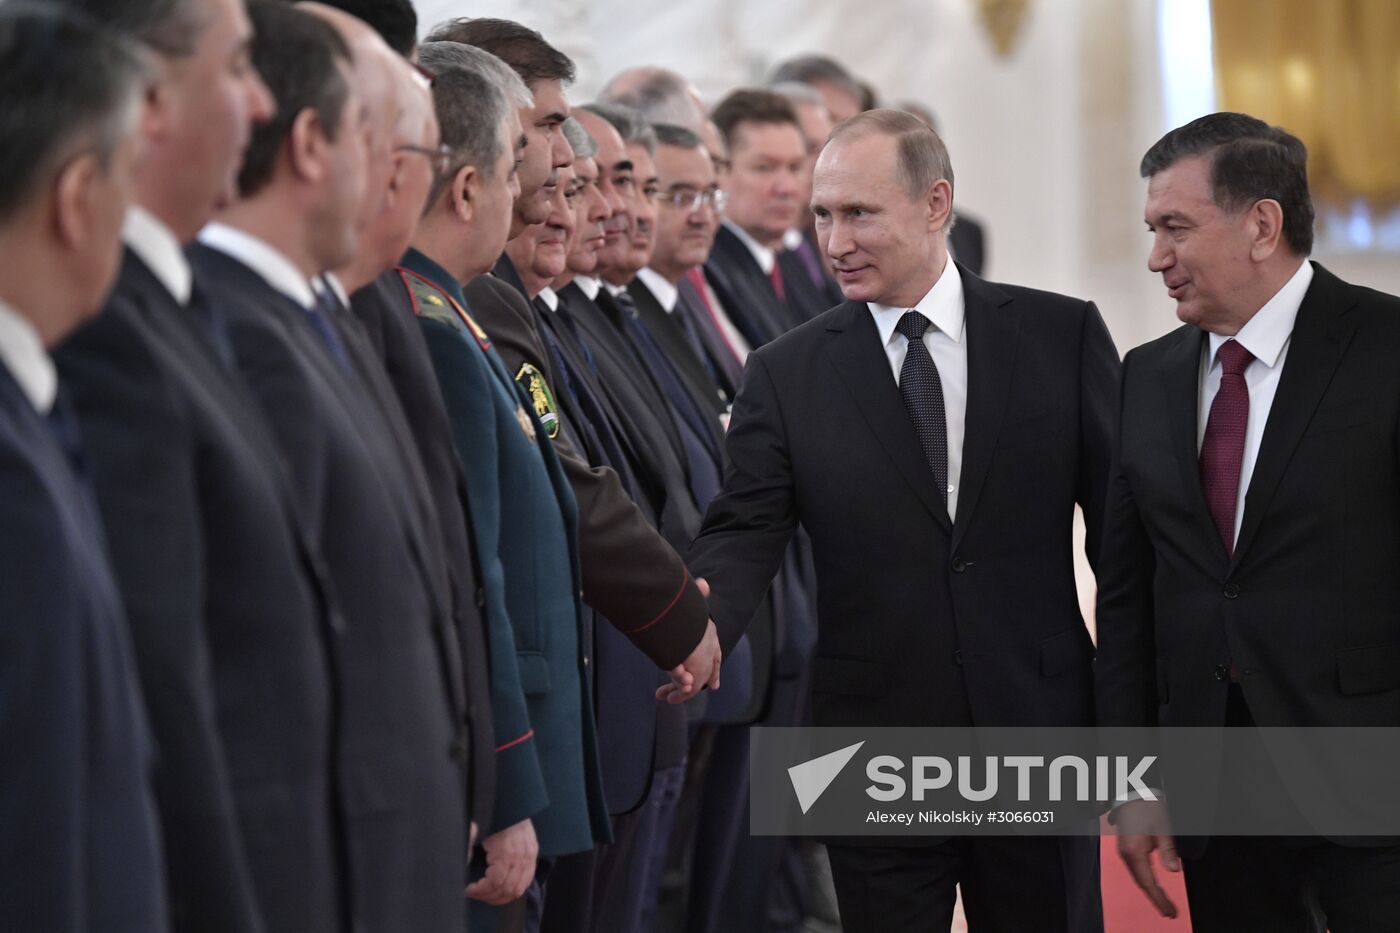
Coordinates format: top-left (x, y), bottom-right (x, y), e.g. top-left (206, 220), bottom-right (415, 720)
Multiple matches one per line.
top-left (636, 124), bottom-right (742, 399)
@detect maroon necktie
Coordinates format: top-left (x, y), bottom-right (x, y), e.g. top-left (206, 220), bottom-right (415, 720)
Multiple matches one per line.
top-left (768, 261), bottom-right (786, 302)
top-left (1199, 339), bottom-right (1254, 556)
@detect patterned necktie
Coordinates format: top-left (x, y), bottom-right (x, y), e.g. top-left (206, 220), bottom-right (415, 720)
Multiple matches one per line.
top-left (896, 311), bottom-right (948, 505)
top-left (1199, 338), bottom-right (1254, 556)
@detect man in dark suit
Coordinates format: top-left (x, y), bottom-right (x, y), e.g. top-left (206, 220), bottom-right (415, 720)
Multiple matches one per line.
top-left (706, 89), bottom-right (811, 347)
top-left (1096, 112), bottom-right (1400, 932)
top-left (0, 11), bottom-right (166, 930)
top-left (318, 28), bottom-right (498, 851)
top-left (188, 6), bottom-right (468, 930)
top-left (53, 0), bottom-right (356, 931)
top-left (686, 110), bottom-right (1117, 932)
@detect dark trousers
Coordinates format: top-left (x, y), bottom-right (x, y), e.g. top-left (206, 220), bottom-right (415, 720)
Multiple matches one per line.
top-left (825, 836), bottom-right (1102, 933)
top-left (1183, 686), bottom-right (1400, 932)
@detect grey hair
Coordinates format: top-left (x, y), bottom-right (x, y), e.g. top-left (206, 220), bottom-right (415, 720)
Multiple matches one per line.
top-left (768, 54), bottom-right (862, 100)
top-left (417, 40), bottom-right (533, 109)
top-left (562, 117), bottom-right (596, 159)
top-left (598, 67), bottom-right (704, 131)
top-left (424, 64), bottom-right (511, 209)
top-left (652, 123), bottom-right (702, 150)
top-left (828, 108), bottom-right (954, 201)
top-left (52, 0), bottom-right (205, 57)
top-left (0, 4), bottom-right (151, 222)
top-left (768, 80), bottom-right (825, 110)
top-left (580, 102), bottom-right (656, 157)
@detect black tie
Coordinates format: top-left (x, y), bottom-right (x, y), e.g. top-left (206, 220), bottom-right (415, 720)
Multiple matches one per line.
top-left (896, 311), bottom-right (948, 505)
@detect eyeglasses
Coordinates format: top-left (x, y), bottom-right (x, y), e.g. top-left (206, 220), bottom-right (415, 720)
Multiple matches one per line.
top-left (659, 188), bottom-right (728, 213)
top-left (396, 143), bottom-right (454, 177)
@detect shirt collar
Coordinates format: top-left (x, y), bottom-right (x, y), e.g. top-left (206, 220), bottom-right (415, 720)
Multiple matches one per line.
top-left (869, 258), bottom-right (965, 350)
top-left (123, 205), bottom-right (192, 305)
top-left (538, 286), bottom-right (559, 311)
top-left (198, 222), bottom-right (317, 309)
top-left (603, 280), bottom-right (626, 298)
top-left (1207, 259), bottom-right (1313, 371)
top-left (321, 272), bottom-right (350, 309)
top-left (782, 227), bottom-right (805, 251)
top-left (724, 219), bottom-right (776, 274)
top-left (0, 296), bottom-right (56, 414)
top-left (636, 267), bottom-right (679, 312)
top-left (574, 275), bottom-right (602, 300)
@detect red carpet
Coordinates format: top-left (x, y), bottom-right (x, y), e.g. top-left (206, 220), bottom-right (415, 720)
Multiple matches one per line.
top-left (1100, 823), bottom-right (1192, 932)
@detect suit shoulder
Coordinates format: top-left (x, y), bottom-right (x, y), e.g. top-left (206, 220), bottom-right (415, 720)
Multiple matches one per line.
top-left (989, 279), bottom-right (1095, 317)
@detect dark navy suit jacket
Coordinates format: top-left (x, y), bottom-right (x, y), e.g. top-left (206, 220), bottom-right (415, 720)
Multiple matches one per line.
top-left (0, 356), bottom-right (167, 931)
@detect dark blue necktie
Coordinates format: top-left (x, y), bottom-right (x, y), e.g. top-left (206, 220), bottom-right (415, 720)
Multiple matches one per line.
top-left (305, 287), bottom-right (351, 372)
top-left (187, 282), bottom-right (237, 369)
top-left (896, 311), bottom-right (948, 505)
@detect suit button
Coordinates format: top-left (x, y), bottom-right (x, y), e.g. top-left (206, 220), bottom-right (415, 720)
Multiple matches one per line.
top-left (951, 557), bottom-right (967, 573)
top-left (583, 656), bottom-right (590, 668)
top-left (474, 587), bottom-right (486, 608)
top-left (1223, 583), bottom-right (1240, 599)
top-left (1214, 665), bottom-right (1228, 681)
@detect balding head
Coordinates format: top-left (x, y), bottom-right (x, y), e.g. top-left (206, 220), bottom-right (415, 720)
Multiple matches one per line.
top-left (300, 2), bottom-right (407, 285)
top-left (598, 66), bottom-right (706, 133)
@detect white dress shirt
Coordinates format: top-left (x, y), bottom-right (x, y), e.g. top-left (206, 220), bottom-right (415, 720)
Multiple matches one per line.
top-left (573, 275), bottom-right (602, 301)
top-left (0, 297), bottom-right (56, 414)
top-left (724, 219), bottom-right (776, 274)
top-left (124, 205), bottom-right (192, 305)
top-left (868, 258), bottom-right (967, 519)
top-left (636, 267), bottom-right (679, 312)
top-left (1196, 260), bottom-right (1313, 545)
top-left (198, 222), bottom-right (318, 309)
top-left (537, 286), bottom-right (559, 312)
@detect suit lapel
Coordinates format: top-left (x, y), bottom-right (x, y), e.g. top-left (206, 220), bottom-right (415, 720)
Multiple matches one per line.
top-left (825, 300), bottom-right (952, 531)
top-left (950, 269), bottom-right (1019, 550)
top-left (1231, 263), bottom-right (1357, 568)
top-left (1158, 324), bottom-right (1225, 562)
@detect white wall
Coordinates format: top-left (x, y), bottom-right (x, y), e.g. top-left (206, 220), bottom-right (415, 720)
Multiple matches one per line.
top-left (412, 0), bottom-right (1400, 355)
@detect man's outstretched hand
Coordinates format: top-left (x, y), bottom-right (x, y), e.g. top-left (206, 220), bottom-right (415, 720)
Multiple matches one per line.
top-left (655, 578), bottom-right (722, 704)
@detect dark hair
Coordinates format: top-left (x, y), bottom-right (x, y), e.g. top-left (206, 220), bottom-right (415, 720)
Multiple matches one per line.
top-left (0, 4), bottom-right (150, 222)
top-left (51, 0), bottom-right (204, 57)
top-left (580, 102), bottom-right (656, 156)
top-left (316, 0), bottom-right (416, 58)
top-left (1140, 111), bottom-right (1314, 256)
top-left (768, 54), bottom-right (861, 100)
top-left (426, 67), bottom-right (510, 208)
top-left (237, 0), bottom-right (352, 198)
top-left (652, 123), bottom-right (703, 150)
top-left (711, 88), bottom-right (801, 151)
top-left (424, 17), bottom-right (574, 87)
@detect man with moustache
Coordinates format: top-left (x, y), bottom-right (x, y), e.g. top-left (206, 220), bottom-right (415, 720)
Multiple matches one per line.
top-left (0, 9), bottom-right (166, 929)
top-left (50, 0), bottom-right (356, 929)
top-left (188, 6), bottom-right (469, 930)
top-left (686, 110), bottom-right (1116, 932)
top-left (706, 89), bottom-right (810, 347)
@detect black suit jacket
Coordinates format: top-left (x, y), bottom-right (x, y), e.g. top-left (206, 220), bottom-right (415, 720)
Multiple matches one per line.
top-left (704, 224), bottom-right (798, 347)
top-left (949, 212), bottom-right (987, 277)
top-left (690, 265), bottom-right (1118, 729)
top-left (55, 251), bottom-right (345, 933)
top-left (1095, 263), bottom-right (1400, 845)
top-left (0, 360), bottom-right (167, 932)
top-left (189, 243), bottom-right (467, 933)
top-left (348, 271), bottom-right (494, 828)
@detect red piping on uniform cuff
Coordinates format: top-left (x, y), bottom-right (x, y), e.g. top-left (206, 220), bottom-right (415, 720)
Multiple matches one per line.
top-left (496, 729), bottom-right (534, 752)
top-left (627, 570), bottom-right (691, 635)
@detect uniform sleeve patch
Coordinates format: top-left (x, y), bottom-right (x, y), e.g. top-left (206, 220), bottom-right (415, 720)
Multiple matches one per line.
top-left (515, 362), bottom-right (560, 440)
